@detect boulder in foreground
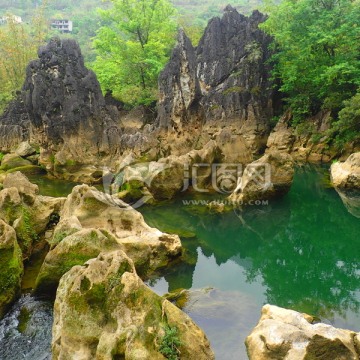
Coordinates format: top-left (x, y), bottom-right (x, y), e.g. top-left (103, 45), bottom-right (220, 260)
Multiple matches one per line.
top-left (331, 152), bottom-right (360, 190)
top-left (52, 250), bottom-right (214, 360)
top-left (246, 304), bottom-right (360, 360)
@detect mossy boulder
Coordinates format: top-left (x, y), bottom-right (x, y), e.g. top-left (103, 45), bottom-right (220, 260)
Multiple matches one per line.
top-left (5, 165), bottom-right (45, 176)
top-left (0, 172), bottom-right (65, 257)
top-left (0, 154), bottom-right (32, 171)
top-left (34, 228), bottom-right (121, 295)
top-left (59, 184), bottom-right (182, 274)
top-left (52, 250), bottom-right (214, 360)
top-left (0, 220), bottom-right (23, 319)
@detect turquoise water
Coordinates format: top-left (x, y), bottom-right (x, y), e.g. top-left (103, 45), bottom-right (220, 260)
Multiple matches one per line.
top-left (11, 166), bottom-right (360, 359)
top-left (140, 165), bottom-right (360, 359)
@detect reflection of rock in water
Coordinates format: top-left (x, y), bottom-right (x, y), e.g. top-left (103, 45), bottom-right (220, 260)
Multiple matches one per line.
top-left (335, 189), bottom-right (360, 218)
top-left (0, 294), bottom-right (52, 360)
top-left (181, 288), bottom-right (261, 360)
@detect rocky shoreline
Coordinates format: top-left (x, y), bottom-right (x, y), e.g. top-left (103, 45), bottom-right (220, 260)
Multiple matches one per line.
top-left (0, 5), bottom-right (359, 360)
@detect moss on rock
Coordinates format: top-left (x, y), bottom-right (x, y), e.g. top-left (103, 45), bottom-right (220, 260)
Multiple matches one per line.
top-left (0, 220), bottom-right (24, 319)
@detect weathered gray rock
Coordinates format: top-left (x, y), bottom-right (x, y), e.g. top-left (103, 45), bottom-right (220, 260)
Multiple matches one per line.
top-left (15, 141), bottom-right (36, 157)
top-left (229, 151), bottom-right (294, 204)
top-left (246, 304), bottom-right (360, 360)
top-left (52, 250), bottom-right (214, 360)
top-left (157, 7), bottom-right (275, 154)
top-left (0, 220), bottom-right (23, 319)
top-left (157, 29), bottom-right (203, 130)
top-left (0, 37), bottom-right (121, 163)
top-left (331, 152), bottom-right (360, 189)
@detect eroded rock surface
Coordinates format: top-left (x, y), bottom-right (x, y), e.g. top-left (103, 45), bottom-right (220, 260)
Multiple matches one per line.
top-left (228, 151), bottom-right (294, 204)
top-left (0, 172), bottom-right (65, 258)
top-left (0, 37), bottom-right (122, 179)
top-left (266, 111), bottom-right (358, 162)
top-left (119, 140), bottom-right (222, 201)
top-left (35, 184), bottom-right (182, 294)
top-left (157, 7), bottom-right (275, 154)
top-left (52, 250), bottom-right (214, 360)
top-left (331, 152), bottom-right (360, 190)
top-left (246, 304), bottom-right (360, 360)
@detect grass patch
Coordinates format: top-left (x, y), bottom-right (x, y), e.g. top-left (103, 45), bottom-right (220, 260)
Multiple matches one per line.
top-left (159, 325), bottom-right (181, 360)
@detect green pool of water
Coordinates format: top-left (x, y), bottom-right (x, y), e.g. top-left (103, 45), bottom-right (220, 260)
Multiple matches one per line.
top-left (27, 175), bottom-right (80, 197)
top-left (139, 165), bottom-right (360, 359)
top-left (26, 165), bottom-right (360, 359)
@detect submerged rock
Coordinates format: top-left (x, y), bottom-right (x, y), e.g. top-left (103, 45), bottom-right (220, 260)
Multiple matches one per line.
top-left (0, 220), bottom-right (23, 319)
top-left (52, 250), bottom-right (214, 360)
top-left (331, 152), bottom-right (360, 190)
top-left (0, 294), bottom-right (53, 360)
top-left (228, 151), bottom-right (294, 204)
top-left (246, 304), bottom-right (360, 360)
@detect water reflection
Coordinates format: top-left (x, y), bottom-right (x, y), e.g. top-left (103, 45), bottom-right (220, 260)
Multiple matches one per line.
top-left (142, 165), bottom-right (360, 358)
top-left (335, 188), bottom-right (360, 219)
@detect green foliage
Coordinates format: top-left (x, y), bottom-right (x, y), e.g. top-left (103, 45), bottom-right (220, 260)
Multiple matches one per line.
top-left (0, 1), bottom-right (48, 113)
top-left (261, 0), bottom-right (360, 123)
top-left (20, 207), bottom-right (39, 245)
top-left (330, 91), bottom-right (360, 148)
top-left (92, 0), bottom-right (177, 106)
top-left (159, 325), bottom-right (181, 360)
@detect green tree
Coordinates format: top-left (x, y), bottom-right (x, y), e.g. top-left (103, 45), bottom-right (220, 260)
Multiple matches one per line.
top-left (261, 0), bottom-right (360, 123)
top-left (331, 91), bottom-right (360, 147)
top-left (0, 2), bottom-right (48, 113)
top-left (92, 0), bottom-right (177, 106)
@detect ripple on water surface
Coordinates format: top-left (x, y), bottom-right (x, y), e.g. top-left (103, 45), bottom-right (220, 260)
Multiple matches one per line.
top-left (0, 295), bottom-right (53, 360)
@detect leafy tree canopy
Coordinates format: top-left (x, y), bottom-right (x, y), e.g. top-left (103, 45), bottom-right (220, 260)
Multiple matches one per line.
top-left (0, 2), bottom-right (48, 112)
top-left (261, 0), bottom-right (360, 125)
top-left (92, 0), bottom-right (178, 106)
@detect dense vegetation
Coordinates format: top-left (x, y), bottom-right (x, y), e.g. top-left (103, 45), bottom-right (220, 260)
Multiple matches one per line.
top-left (0, 0), bottom-right (359, 146)
top-left (262, 0), bottom-right (360, 145)
top-left (92, 0), bottom-right (177, 106)
top-left (0, 4), bottom-right (48, 112)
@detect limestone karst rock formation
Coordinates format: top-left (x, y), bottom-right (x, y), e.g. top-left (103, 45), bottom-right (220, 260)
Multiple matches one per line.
top-left (157, 7), bottom-right (275, 154)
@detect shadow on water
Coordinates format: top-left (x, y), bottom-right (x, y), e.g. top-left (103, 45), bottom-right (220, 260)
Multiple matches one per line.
top-left (141, 165), bottom-right (360, 359)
